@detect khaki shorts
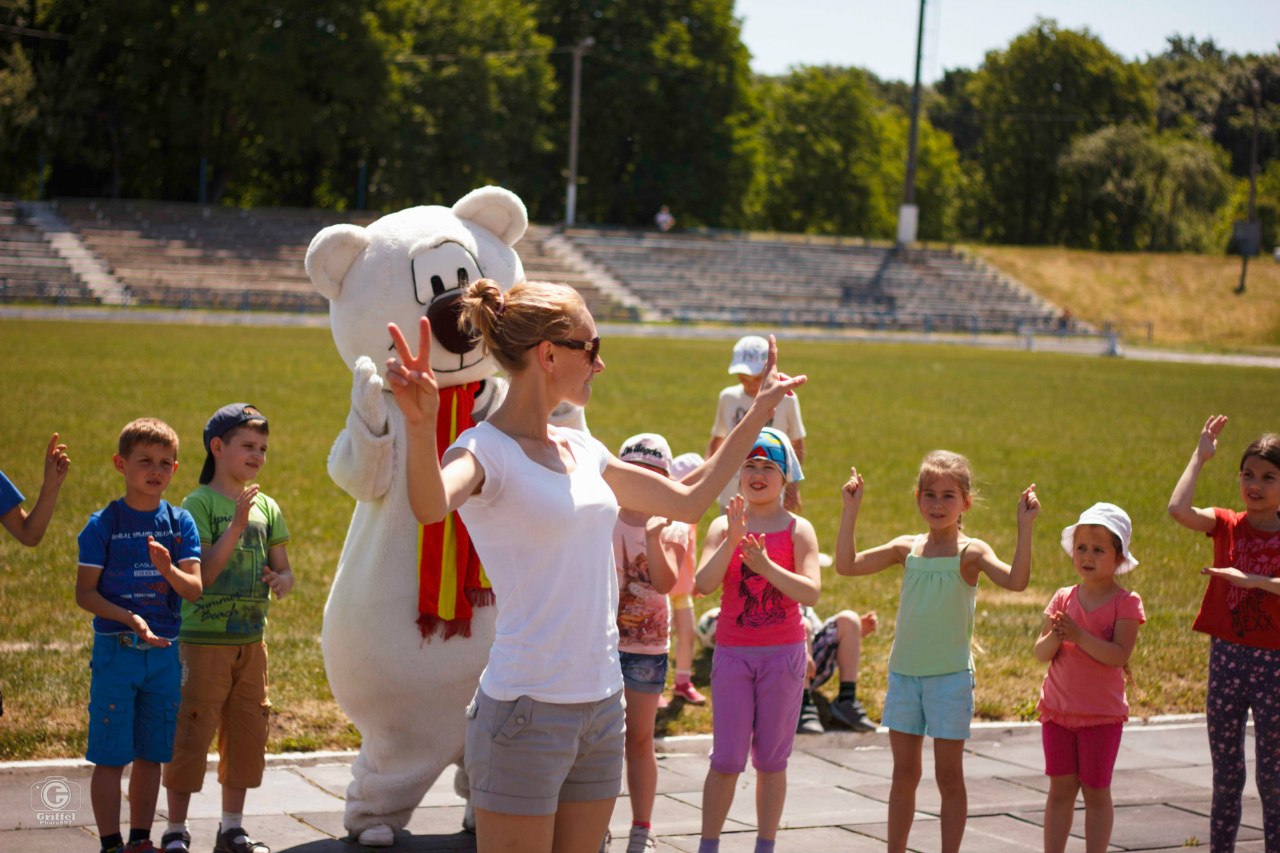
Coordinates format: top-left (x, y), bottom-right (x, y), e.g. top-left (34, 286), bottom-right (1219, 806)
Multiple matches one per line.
top-left (464, 688), bottom-right (624, 816)
top-left (164, 642), bottom-right (270, 792)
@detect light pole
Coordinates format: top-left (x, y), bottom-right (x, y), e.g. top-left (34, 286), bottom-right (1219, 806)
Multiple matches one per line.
top-left (897, 0), bottom-right (926, 247)
top-left (1235, 77), bottom-right (1262, 295)
top-left (565, 37), bottom-right (595, 227)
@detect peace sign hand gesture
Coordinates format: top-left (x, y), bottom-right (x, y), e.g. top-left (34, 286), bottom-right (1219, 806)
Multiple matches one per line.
top-left (385, 317), bottom-right (441, 427)
top-left (753, 335), bottom-right (808, 411)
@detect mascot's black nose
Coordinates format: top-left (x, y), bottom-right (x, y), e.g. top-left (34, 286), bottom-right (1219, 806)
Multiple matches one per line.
top-left (426, 292), bottom-right (481, 355)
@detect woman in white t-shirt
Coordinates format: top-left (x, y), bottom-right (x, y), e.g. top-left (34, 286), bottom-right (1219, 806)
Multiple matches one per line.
top-left (384, 278), bottom-right (805, 853)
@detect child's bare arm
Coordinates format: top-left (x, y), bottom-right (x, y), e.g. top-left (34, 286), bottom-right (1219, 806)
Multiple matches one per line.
top-left (834, 467), bottom-right (910, 576)
top-left (973, 485), bottom-right (1039, 591)
top-left (644, 519), bottom-right (682, 595)
top-left (0, 434), bottom-right (70, 547)
top-left (264, 542), bottom-right (295, 599)
top-left (1033, 613), bottom-right (1061, 663)
top-left (1055, 613), bottom-right (1140, 667)
top-left (695, 504), bottom-right (743, 595)
top-left (198, 484), bottom-right (258, 587)
top-left (1168, 415), bottom-right (1226, 533)
top-left (1201, 566), bottom-right (1280, 596)
top-left (742, 516), bottom-right (821, 606)
top-left (75, 565), bottom-right (171, 647)
top-left (147, 537), bottom-right (203, 602)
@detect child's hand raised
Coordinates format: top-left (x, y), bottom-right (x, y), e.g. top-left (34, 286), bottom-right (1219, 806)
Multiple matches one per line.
top-left (1196, 414), bottom-right (1228, 463)
top-left (43, 432), bottom-right (70, 488)
top-left (1018, 484), bottom-right (1040, 524)
top-left (385, 317), bottom-right (441, 427)
top-left (147, 536), bottom-right (174, 577)
top-left (233, 484), bottom-right (260, 531)
top-left (726, 494), bottom-right (748, 543)
top-left (753, 335), bottom-right (807, 409)
top-left (841, 467), bottom-right (864, 511)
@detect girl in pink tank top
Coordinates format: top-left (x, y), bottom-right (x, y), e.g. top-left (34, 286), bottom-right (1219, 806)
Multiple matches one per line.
top-left (694, 428), bottom-right (821, 853)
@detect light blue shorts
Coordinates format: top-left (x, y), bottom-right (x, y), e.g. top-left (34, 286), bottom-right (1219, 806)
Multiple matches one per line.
top-left (882, 670), bottom-right (974, 741)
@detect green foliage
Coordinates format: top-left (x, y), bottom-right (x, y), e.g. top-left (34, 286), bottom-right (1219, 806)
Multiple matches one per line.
top-left (1213, 158), bottom-right (1280, 254)
top-left (1058, 124), bottom-right (1231, 251)
top-left (3, 318), bottom-right (1279, 755)
top-left (968, 19), bottom-right (1156, 244)
top-left (530, 0), bottom-right (759, 227)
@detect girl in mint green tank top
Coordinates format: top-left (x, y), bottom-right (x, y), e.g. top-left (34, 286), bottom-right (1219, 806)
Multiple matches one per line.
top-left (834, 450), bottom-right (1040, 853)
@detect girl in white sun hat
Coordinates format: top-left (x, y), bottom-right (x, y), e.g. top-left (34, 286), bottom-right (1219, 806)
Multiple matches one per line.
top-left (1034, 502), bottom-right (1146, 853)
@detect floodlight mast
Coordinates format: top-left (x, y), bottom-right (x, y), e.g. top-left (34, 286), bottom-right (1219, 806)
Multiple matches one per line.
top-left (1235, 77), bottom-right (1261, 295)
top-left (897, 0), bottom-right (926, 247)
top-left (565, 37), bottom-right (596, 227)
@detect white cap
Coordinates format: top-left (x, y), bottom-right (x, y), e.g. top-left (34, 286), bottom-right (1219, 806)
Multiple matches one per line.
top-left (670, 452), bottom-right (704, 481)
top-left (728, 335), bottom-right (769, 376)
top-left (1060, 502), bottom-right (1139, 574)
top-left (618, 433), bottom-right (673, 474)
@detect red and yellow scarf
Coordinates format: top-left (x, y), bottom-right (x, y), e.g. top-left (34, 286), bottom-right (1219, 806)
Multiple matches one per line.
top-left (416, 382), bottom-right (493, 640)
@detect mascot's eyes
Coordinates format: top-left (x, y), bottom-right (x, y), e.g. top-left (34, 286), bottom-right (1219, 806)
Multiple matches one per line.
top-left (410, 243), bottom-right (484, 306)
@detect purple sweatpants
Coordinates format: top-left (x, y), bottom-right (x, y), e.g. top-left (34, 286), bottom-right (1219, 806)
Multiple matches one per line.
top-left (709, 643), bottom-right (806, 774)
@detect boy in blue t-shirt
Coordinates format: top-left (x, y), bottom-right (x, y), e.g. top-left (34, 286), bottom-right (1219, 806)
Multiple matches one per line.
top-left (76, 418), bottom-right (203, 853)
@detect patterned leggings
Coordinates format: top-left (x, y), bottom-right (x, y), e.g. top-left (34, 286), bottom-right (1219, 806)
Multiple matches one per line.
top-left (1206, 638), bottom-right (1280, 852)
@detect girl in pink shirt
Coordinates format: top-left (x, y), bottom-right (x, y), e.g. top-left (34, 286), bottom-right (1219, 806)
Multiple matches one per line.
top-left (1034, 503), bottom-right (1146, 853)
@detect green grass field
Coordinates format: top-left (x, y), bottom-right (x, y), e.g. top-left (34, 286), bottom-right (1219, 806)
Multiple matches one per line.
top-left (1, 317), bottom-right (1277, 759)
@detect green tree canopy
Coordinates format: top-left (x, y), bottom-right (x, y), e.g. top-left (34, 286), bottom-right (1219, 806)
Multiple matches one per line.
top-left (968, 19), bottom-right (1155, 244)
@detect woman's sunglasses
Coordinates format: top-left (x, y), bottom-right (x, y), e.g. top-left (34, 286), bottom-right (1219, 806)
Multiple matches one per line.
top-left (547, 336), bottom-right (602, 362)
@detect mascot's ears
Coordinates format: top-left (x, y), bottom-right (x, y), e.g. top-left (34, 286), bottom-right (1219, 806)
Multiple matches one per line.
top-left (453, 186), bottom-right (528, 247)
top-left (306, 225), bottom-right (370, 302)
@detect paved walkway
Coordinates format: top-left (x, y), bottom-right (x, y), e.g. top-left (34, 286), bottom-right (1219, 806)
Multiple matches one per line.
top-left (1, 718), bottom-right (1267, 852)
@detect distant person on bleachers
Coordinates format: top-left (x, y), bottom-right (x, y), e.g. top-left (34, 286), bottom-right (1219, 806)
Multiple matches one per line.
top-left (1056, 309), bottom-right (1073, 334)
top-left (709, 335), bottom-right (806, 512)
top-left (654, 205), bottom-right (675, 233)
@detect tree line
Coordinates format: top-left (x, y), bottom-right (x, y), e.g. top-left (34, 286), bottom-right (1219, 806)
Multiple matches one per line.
top-left (1, 2), bottom-right (1275, 252)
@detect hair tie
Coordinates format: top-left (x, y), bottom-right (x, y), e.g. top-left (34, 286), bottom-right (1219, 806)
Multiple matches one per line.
top-left (494, 293), bottom-right (506, 317)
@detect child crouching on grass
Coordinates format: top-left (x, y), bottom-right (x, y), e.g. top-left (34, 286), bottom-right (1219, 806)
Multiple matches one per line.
top-left (695, 428), bottom-right (820, 853)
top-left (76, 418), bottom-right (203, 853)
top-left (1034, 503), bottom-right (1145, 853)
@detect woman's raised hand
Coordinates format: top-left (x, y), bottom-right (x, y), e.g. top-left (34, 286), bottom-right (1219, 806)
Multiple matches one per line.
top-left (754, 335), bottom-right (807, 409)
top-left (386, 317), bottom-right (440, 426)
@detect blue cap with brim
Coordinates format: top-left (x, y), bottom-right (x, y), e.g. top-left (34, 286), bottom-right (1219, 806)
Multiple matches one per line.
top-left (200, 403), bottom-right (267, 484)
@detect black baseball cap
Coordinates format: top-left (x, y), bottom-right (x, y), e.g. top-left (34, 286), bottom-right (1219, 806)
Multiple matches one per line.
top-left (200, 403), bottom-right (267, 484)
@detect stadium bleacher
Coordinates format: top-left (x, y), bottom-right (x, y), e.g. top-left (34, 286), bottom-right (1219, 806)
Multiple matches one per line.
top-left (0, 199), bottom-right (96, 306)
top-left (559, 227), bottom-right (1061, 333)
top-left (6, 199), bottom-right (1061, 334)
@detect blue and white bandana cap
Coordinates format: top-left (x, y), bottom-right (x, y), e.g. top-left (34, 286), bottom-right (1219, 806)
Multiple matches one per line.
top-left (744, 427), bottom-right (803, 483)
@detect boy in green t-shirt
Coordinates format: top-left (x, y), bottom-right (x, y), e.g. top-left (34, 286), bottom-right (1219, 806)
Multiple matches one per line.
top-left (162, 404), bottom-right (294, 853)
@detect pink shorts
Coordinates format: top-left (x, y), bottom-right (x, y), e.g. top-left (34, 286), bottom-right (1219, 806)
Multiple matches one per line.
top-left (1041, 719), bottom-right (1124, 789)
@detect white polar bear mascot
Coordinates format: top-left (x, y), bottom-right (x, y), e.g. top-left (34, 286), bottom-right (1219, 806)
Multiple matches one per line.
top-left (305, 187), bottom-right (527, 847)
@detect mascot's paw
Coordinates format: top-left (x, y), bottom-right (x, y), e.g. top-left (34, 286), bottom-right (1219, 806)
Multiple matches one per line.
top-left (463, 801), bottom-right (476, 833)
top-left (357, 825), bottom-right (396, 847)
top-left (352, 356), bottom-right (389, 435)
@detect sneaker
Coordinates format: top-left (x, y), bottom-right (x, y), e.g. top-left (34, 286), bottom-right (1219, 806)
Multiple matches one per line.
top-left (160, 830), bottom-right (191, 853)
top-left (625, 825), bottom-right (657, 853)
top-left (796, 699), bottom-right (824, 734)
top-left (672, 681), bottom-right (706, 705)
top-left (598, 828), bottom-right (612, 853)
top-left (829, 697), bottom-right (878, 733)
top-left (122, 841), bottom-right (157, 853)
top-left (213, 825), bottom-right (270, 853)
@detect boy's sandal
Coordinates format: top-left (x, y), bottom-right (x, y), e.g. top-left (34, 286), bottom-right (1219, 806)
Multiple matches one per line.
top-left (214, 826), bottom-right (270, 853)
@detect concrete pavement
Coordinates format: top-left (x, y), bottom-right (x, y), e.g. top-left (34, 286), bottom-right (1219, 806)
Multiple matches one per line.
top-left (1, 717), bottom-right (1268, 852)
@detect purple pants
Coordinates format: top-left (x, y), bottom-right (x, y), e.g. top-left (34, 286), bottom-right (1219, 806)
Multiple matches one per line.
top-left (709, 643), bottom-right (806, 774)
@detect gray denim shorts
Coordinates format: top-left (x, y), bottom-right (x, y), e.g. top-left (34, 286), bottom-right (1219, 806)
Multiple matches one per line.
top-left (464, 687), bottom-right (625, 815)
